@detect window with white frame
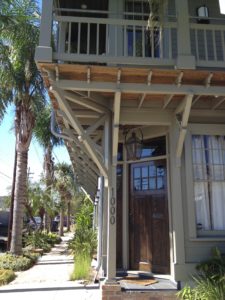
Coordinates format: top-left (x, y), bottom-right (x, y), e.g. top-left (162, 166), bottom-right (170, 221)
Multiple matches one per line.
top-left (192, 135), bottom-right (225, 231)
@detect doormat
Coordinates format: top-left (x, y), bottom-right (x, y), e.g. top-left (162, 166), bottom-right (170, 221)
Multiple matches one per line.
top-left (120, 276), bottom-right (158, 286)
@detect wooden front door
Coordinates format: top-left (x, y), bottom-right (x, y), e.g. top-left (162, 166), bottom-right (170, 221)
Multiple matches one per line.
top-left (129, 159), bottom-right (170, 274)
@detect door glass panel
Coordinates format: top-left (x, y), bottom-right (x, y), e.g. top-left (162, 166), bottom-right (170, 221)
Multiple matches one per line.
top-left (149, 178), bottom-right (156, 189)
top-left (134, 179), bottom-right (141, 190)
top-left (157, 177), bottom-right (164, 189)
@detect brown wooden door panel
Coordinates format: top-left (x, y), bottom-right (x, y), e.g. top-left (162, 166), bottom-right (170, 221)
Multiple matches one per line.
top-left (129, 160), bottom-right (170, 274)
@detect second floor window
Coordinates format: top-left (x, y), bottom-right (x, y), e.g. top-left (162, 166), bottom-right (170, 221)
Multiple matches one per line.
top-left (125, 0), bottom-right (150, 20)
top-left (192, 135), bottom-right (225, 231)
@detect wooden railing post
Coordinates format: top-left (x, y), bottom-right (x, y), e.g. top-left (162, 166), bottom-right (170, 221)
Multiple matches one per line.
top-left (175, 0), bottom-right (196, 69)
top-left (35, 0), bottom-right (53, 62)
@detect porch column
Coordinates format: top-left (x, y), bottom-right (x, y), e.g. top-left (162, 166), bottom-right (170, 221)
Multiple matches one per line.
top-left (175, 0), bottom-right (195, 69)
top-left (104, 115), bottom-right (117, 280)
top-left (169, 119), bottom-right (186, 281)
top-left (35, 0), bottom-right (53, 62)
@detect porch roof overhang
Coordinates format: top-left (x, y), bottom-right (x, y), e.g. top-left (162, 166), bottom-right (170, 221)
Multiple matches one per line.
top-left (38, 63), bottom-right (225, 196)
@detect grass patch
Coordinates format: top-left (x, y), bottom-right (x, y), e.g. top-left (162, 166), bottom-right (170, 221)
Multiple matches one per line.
top-left (70, 254), bottom-right (91, 281)
top-left (0, 269), bottom-right (16, 286)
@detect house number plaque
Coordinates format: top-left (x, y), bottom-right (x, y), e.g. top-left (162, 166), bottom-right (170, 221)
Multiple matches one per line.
top-left (110, 196), bottom-right (116, 225)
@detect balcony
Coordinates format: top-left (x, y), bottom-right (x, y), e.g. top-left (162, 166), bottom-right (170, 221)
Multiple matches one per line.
top-left (53, 10), bottom-right (177, 67)
top-left (37, 5), bottom-right (225, 70)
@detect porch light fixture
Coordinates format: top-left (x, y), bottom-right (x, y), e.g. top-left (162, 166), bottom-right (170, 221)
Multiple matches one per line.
top-left (124, 129), bottom-right (143, 161)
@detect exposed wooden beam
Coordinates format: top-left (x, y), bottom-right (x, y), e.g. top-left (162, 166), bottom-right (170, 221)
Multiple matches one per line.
top-left (191, 95), bottom-right (201, 107)
top-left (120, 109), bottom-right (172, 125)
top-left (163, 94), bottom-right (173, 109)
top-left (147, 70), bottom-right (153, 86)
top-left (86, 114), bottom-right (106, 135)
top-left (212, 97), bottom-right (225, 110)
top-left (112, 91), bottom-right (121, 165)
top-left (205, 72), bottom-right (213, 88)
top-left (56, 80), bottom-right (225, 96)
top-left (50, 86), bottom-right (108, 177)
top-left (64, 90), bottom-right (108, 113)
top-left (87, 66), bottom-right (91, 84)
top-left (117, 69), bottom-right (121, 85)
top-left (175, 71), bottom-right (183, 87)
top-left (138, 93), bottom-right (146, 110)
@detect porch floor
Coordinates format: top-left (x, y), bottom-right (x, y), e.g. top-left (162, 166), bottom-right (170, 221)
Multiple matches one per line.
top-left (116, 271), bottom-right (178, 291)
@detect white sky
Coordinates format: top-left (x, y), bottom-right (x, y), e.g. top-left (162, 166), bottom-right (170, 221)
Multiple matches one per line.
top-left (0, 105), bottom-right (70, 196)
top-left (219, 0), bottom-right (225, 14)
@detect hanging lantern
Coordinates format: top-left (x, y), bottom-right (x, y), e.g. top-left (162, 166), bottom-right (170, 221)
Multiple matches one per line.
top-left (125, 129), bottom-right (143, 161)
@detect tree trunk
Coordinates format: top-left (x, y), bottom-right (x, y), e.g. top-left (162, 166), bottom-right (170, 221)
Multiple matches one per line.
top-left (67, 200), bottom-right (71, 232)
top-left (10, 103), bottom-right (34, 255)
top-left (59, 207), bottom-right (64, 236)
top-left (44, 145), bottom-right (53, 232)
top-left (10, 151), bottom-right (28, 255)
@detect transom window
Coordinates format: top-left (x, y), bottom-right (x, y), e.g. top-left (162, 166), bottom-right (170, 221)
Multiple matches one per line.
top-left (192, 135), bottom-right (225, 231)
top-left (133, 162), bottom-right (165, 191)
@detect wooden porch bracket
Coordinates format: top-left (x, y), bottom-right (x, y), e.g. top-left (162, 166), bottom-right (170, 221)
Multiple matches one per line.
top-left (112, 91), bottom-right (121, 166)
top-left (175, 94), bottom-right (193, 158)
top-left (64, 90), bottom-right (108, 114)
top-left (50, 85), bottom-right (108, 177)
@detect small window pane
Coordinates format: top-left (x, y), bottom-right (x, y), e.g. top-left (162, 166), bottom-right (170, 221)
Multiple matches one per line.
top-left (157, 177), bottom-right (163, 189)
top-left (157, 166), bottom-right (165, 176)
top-left (134, 167), bottom-right (141, 179)
top-left (149, 164), bottom-right (156, 176)
top-left (142, 166), bottom-right (148, 177)
top-left (134, 179), bottom-right (141, 191)
top-left (149, 178), bottom-right (156, 189)
top-left (142, 178), bottom-right (148, 190)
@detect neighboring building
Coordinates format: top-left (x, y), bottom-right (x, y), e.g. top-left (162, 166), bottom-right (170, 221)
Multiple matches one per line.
top-left (35, 0), bottom-right (225, 298)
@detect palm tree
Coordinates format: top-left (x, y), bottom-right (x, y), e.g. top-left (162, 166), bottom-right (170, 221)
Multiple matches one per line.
top-left (54, 163), bottom-right (75, 236)
top-left (0, 0), bottom-right (45, 254)
top-left (33, 105), bottom-right (62, 231)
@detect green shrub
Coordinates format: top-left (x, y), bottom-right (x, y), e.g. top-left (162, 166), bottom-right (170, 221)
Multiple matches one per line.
top-left (70, 254), bottom-right (91, 281)
top-left (69, 197), bottom-right (97, 258)
top-left (24, 232), bottom-right (52, 252)
top-left (0, 254), bottom-right (33, 271)
top-left (23, 251), bottom-right (40, 263)
top-left (177, 247), bottom-right (225, 300)
top-left (45, 232), bottom-right (62, 245)
top-left (0, 269), bottom-right (16, 286)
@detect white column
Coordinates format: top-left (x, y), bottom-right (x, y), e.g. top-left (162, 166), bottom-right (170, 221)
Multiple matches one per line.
top-left (35, 0), bottom-right (53, 62)
top-left (175, 0), bottom-right (195, 69)
top-left (104, 115), bottom-right (117, 280)
top-left (169, 119), bottom-right (186, 280)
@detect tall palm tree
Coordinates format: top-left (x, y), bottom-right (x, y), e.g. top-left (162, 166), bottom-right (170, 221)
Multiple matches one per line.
top-left (33, 105), bottom-right (62, 230)
top-left (54, 163), bottom-right (75, 236)
top-left (0, 0), bottom-right (45, 254)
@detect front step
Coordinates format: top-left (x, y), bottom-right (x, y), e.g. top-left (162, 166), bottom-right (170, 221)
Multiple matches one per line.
top-left (102, 282), bottom-right (178, 300)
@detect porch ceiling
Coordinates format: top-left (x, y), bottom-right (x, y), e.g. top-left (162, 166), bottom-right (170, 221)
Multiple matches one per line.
top-left (39, 63), bottom-right (225, 196)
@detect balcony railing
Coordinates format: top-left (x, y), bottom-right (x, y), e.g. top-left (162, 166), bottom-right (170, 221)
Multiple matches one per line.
top-left (190, 22), bottom-right (225, 67)
top-left (53, 14), bottom-right (177, 66)
top-left (50, 10), bottom-right (225, 68)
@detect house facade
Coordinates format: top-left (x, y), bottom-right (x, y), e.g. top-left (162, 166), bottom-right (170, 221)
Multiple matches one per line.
top-left (35, 0), bottom-right (225, 297)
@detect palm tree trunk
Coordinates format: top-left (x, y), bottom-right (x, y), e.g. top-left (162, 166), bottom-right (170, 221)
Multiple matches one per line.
top-left (10, 150), bottom-right (28, 255)
top-left (67, 200), bottom-right (71, 232)
top-left (44, 145), bottom-right (53, 232)
top-left (59, 207), bottom-right (64, 236)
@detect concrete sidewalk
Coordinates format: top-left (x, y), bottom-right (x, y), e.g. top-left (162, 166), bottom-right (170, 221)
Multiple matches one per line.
top-left (0, 232), bottom-right (100, 300)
